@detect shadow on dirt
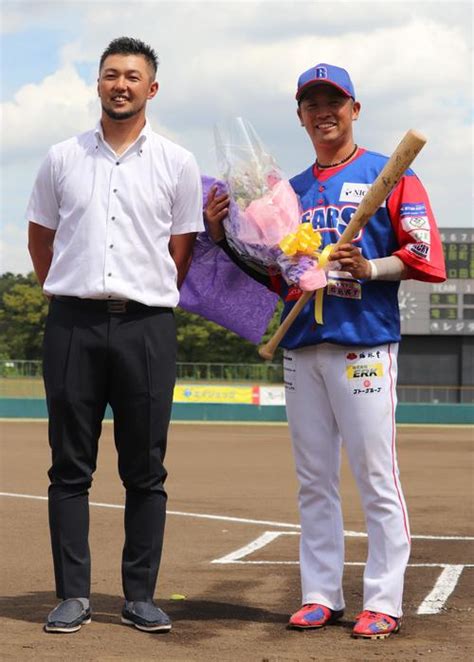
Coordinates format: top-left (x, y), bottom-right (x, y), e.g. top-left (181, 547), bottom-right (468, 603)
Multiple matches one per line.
top-left (0, 592), bottom-right (291, 627)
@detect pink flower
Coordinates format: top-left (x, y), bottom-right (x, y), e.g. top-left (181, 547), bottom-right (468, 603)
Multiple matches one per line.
top-left (298, 265), bottom-right (328, 291)
top-left (237, 180), bottom-right (301, 246)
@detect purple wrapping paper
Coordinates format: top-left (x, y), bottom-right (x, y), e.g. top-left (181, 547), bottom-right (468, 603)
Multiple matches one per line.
top-left (178, 176), bottom-right (279, 344)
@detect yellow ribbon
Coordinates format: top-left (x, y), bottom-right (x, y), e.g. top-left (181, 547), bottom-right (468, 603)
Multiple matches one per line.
top-left (314, 244), bottom-right (334, 324)
top-left (280, 227), bottom-right (332, 324)
top-left (317, 243), bottom-right (333, 269)
top-left (279, 223), bottom-right (322, 257)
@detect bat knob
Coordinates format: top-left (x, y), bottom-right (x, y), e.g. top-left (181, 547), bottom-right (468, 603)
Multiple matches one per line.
top-left (258, 345), bottom-right (275, 361)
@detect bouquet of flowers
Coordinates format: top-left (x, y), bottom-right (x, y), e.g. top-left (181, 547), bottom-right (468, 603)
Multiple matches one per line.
top-left (178, 175), bottom-right (279, 344)
top-left (214, 117), bottom-right (328, 291)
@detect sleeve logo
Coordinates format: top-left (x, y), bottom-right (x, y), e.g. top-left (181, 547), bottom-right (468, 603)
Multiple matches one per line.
top-left (400, 202), bottom-right (427, 217)
top-left (401, 215), bottom-right (430, 231)
top-left (407, 242), bottom-right (430, 259)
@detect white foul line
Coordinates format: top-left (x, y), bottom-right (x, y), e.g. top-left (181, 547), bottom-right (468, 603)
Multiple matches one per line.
top-left (1, 491), bottom-right (473, 540)
top-left (211, 531), bottom-right (285, 563)
top-left (211, 531), bottom-right (474, 566)
top-left (2, 493), bottom-right (471, 615)
top-left (0, 492), bottom-right (301, 529)
top-left (210, 531), bottom-right (471, 615)
top-left (417, 565), bottom-right (466, 615)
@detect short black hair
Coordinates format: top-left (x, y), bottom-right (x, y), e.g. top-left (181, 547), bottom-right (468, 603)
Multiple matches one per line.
top-left (99, 37), bottom-right (158, 77)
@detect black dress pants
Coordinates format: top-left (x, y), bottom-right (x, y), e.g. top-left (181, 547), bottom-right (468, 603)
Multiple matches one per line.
top-left (43, 297), bottom-right (176, 601)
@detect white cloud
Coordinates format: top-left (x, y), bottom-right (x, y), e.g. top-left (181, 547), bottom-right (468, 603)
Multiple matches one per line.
top-left (2, 65), bottom-right (98, 160)
top-left (1, 0), bottom-right (472, 274)
top-left (0, 64), bottom-right (179, 161)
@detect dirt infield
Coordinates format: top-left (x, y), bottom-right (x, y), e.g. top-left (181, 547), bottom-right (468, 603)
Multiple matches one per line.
top-left (1, 421), bottom-right (473, 661)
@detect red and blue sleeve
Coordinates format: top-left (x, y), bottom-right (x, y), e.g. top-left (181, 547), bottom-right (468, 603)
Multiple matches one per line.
top-left (387, 173), bottom-right (446, 283)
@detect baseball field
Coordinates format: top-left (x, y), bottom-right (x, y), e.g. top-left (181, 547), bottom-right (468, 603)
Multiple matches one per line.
top-left (1, 420), bottom-right (472, 661)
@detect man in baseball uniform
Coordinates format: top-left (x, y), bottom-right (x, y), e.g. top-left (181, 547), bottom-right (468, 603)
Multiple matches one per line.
top-left (205, 63), bottom-right (446, 638)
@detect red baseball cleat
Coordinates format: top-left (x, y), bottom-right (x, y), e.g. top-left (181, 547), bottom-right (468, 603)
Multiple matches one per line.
top-left (288, 603), bottom-right (344, 629)
top-left (352, 610), bottom-right (401, 639)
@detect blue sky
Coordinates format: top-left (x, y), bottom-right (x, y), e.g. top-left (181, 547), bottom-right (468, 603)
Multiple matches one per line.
top-left (1, 0), bottom-right (472, 274)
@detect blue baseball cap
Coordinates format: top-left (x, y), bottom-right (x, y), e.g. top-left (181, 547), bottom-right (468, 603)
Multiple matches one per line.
top-left (296, 63), bottom-right (355, 102)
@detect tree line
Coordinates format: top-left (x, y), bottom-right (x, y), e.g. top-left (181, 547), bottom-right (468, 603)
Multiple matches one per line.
top-left (0, 272), bottom-right (282, 363)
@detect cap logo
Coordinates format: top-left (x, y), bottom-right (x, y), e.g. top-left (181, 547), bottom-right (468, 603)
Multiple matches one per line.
top-left (315, 66), bottom-right (328, 80)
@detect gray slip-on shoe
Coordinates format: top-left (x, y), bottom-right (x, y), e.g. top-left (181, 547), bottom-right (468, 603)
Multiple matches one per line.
top-left (121, 601), bottom-right (172, 632)
top-left (44, 598), bottom-right (91, 633)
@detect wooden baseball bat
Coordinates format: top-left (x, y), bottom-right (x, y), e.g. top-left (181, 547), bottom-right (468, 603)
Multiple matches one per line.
top-left (258, 129), bottom-right (427, 361)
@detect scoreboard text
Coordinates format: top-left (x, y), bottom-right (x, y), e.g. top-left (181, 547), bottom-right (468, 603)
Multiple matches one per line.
top-left (399, 228), bottom-right (474, 335)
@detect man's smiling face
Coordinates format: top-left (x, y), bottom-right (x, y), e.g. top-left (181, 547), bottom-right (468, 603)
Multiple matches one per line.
top-left (98, 54), bottom-right (158, 121)
top-left (297, 84), bottom-right (360, 152)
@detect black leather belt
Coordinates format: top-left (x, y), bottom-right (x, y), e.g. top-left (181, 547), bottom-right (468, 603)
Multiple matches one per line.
top-left (54, 296), bottom-right (170, 314)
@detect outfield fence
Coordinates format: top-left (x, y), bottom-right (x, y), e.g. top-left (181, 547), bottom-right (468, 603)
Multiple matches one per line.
top-left (0, 360), bottom-right (473, 404)
top-left (0, 359), bottom-right (283, 383)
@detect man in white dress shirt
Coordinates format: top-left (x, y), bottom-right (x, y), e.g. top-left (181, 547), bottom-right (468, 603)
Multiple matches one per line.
top-left (27, 37), bottom-right (203, 634)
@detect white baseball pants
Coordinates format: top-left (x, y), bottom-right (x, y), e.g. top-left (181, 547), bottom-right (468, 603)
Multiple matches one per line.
top-left (284, 342), bottom-right (410, 618)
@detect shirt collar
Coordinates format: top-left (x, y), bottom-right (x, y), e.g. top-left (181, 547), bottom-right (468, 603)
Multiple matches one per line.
top-left (94, 119), bottom-right (151, 156)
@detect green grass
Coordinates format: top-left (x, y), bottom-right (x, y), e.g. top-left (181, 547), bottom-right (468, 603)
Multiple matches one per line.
top-left (0, 377), bottom-right (45, 398)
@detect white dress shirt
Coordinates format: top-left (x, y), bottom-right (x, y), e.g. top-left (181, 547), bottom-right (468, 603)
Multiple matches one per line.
top-left (26, 121), bottom-right (204, 307)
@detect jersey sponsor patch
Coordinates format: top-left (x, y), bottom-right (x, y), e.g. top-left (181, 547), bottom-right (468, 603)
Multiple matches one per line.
top-left (339, 182), bottom-right (386, 207)
top-left (346, 362), bottom-right (384, 379)
top-left (401, 215), bottom-right (430, 232)
top-left (407, 242), bottom-right (431, 260)
top-left (327, 278), bottom-right (362, 299)
top-left (400, 202), bottom-right (427, 217)
top-left (346, 350), bottom-right (381, 361)
top-left (405, 228), bottom-right (431, 243)
top-left (352, 386), bottom-right (382, 395)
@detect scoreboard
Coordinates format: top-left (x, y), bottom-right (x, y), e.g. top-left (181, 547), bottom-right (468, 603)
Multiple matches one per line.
top-left (399, 228), bottom-right (474, 335)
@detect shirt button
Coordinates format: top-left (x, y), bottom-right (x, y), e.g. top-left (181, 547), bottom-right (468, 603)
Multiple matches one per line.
top-left (318, 185), bottom-right (325, 192)
top-left (111, 216), bottom-right (116, 220)
top-left (109, 244), bottom-right (114, 248)
top-left (115, 161), bottom-right (120, 166)
top-left (113, 189), bottom-right (118, 193)
top-left (108, 273), bottom-right (112, 277)
top-left (318, 198), bottom-right (324, 204)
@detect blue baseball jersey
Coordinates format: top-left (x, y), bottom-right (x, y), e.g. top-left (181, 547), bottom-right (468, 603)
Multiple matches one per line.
top-left (273, 148), bottom-right (446, 349)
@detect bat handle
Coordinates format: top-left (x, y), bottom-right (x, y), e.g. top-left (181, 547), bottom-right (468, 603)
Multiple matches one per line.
top-left (258, 290), bottom-right (314, 360)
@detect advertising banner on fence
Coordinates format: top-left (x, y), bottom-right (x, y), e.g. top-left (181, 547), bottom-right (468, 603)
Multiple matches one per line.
top-left (259, 386), bottom-right (286, 406)
top-left (173, 384), bottom-right (286, 406)
top-left (174, 384), bottom-right (260, 405)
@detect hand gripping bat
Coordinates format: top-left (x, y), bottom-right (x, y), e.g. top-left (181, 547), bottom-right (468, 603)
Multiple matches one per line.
top-left (258, 129), bottom-right (427, 361)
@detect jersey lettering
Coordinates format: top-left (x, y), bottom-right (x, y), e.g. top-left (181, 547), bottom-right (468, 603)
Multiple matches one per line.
top-left (300, 204), bottom-right (362, 240)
